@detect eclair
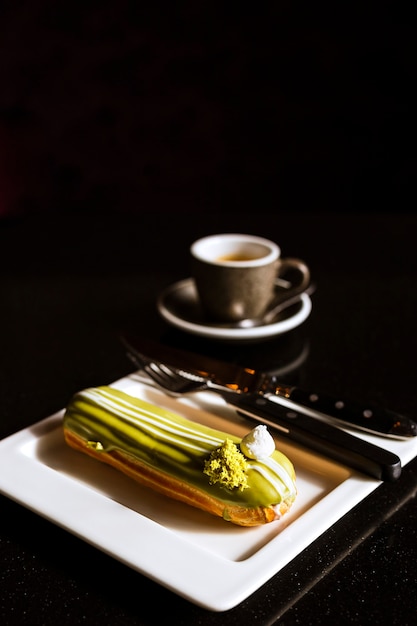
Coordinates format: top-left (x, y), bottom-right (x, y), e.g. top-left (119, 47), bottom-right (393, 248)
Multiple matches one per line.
top-left (63, 386), bottom-right (297, 527)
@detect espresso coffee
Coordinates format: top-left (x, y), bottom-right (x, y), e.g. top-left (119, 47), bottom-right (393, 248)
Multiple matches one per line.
top-left (216, 253), bottom-right (265, 262)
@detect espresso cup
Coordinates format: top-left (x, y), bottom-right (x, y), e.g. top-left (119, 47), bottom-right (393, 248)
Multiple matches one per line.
top-left (190, 233), bottom-right (310, 323)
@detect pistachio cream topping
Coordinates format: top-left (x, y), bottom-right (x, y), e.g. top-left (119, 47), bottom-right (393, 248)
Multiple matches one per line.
top-left (63, 386), bottom-right (297, 509)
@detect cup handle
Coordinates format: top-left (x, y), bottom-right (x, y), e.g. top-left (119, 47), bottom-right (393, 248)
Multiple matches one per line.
top-left (275, 257), bottom-right (311, 303)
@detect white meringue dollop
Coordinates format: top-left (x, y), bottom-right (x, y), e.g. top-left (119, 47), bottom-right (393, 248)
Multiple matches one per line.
top-left (240, 424), bottom-right (276, 460)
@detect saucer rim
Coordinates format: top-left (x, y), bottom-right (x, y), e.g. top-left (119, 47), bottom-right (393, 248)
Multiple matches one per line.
top-left (156, 278), bottom-right (312, 340)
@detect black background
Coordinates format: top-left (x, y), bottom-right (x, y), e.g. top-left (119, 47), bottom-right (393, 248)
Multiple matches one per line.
top-left (1, 4), bottom-right (417, 625)
top-left (1, 3), bottom-right (416, 218)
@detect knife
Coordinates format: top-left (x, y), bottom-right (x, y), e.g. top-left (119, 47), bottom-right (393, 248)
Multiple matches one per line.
top-left (121, 335), bottom-right (417, 440)
top-left (121, 335), bottom-right (402, 482)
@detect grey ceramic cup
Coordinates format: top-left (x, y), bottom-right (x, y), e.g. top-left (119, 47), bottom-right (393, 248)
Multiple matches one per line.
top-left (191, 233), bottom-right (310, 323)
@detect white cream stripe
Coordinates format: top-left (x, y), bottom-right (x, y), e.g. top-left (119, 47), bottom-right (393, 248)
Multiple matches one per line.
top-left (85, 388), bottom-right (221, 453)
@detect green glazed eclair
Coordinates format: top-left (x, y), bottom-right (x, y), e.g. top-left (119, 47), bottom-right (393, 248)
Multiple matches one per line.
top-left (63, 386), bottom-right (297, 526)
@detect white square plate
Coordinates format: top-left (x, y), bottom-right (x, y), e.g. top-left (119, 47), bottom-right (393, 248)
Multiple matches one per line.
top-left (1, 375), bottom-right (416, 612)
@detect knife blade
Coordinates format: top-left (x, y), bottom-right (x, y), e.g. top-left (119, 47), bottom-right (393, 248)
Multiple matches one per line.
top-left (121, 336), bottom-right (402, 482)
top-left (121, 335), bottom-right (417, 439)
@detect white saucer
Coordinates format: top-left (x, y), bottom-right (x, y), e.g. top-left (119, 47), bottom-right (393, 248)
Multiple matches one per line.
top-left (157, 278), bottom-right (312, 342)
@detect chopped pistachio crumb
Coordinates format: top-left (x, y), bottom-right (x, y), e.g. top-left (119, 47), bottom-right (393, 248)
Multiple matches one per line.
top-left (87, 440), bottom-right (104, 451)
top-left (203, 439), bottom-right (249, 491)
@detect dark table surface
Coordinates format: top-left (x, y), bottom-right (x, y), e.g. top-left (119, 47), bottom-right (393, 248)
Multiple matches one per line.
top-left (1, 210), bottom-right (417, 625)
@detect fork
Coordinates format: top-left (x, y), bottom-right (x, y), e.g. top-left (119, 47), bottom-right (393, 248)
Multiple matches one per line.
top-left (127, 350), bottom-right (402, 481)
top-left (129, 353), bottom-right (229, 396)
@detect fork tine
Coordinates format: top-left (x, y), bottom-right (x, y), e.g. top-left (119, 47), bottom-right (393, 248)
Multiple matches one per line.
top-left (126, 346), bottom-right (208, 396)
top-left (143, 362), bottom-right (181, 392)
top-left (126, 349), bottom-right (172, 388)
top-left (149, 362), bottom-right (208, 394)
top-left (123, 336), bottom-right (195, 393)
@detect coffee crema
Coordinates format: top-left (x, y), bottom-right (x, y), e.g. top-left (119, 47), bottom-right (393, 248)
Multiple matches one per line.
top-left (216, 253), bottom-right (266, 262)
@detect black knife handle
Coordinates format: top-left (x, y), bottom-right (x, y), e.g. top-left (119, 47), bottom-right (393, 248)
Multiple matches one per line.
top-left (224, 393), bottom-right (401, 482)
top-left (287, 388), bottom-right (416, 439)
